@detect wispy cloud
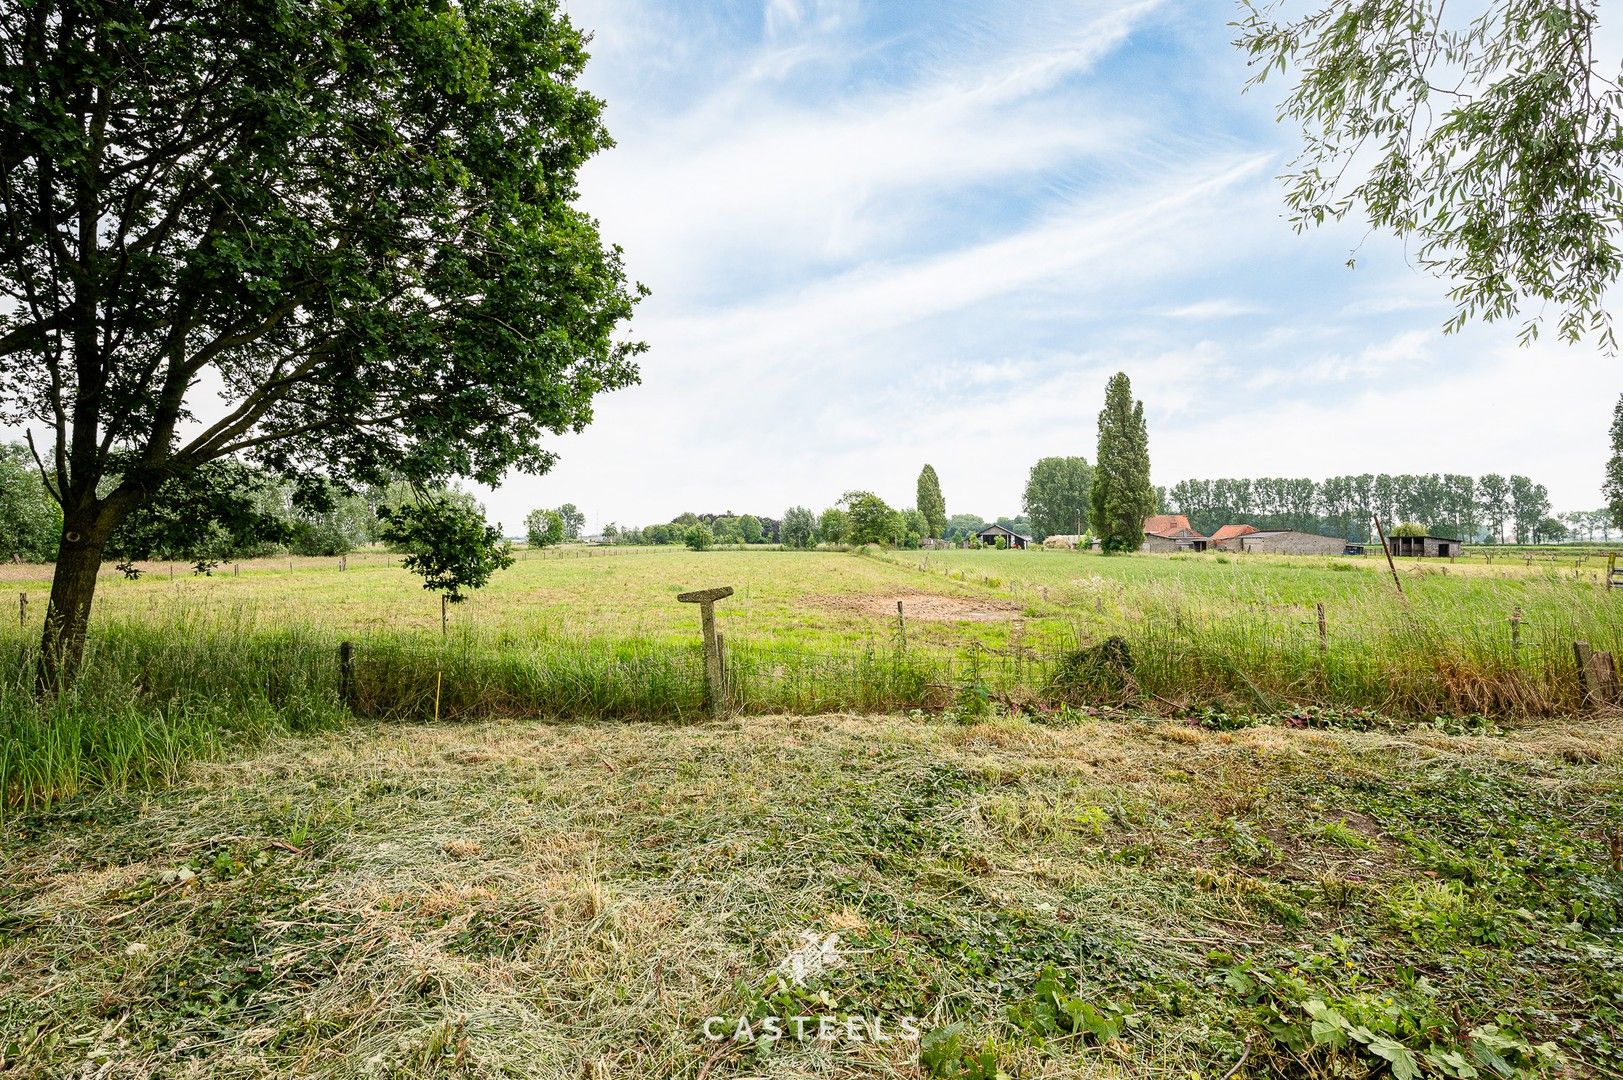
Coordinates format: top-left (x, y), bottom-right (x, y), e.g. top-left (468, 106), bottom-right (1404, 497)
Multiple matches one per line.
top-left (1163, 299), bottom-right (1269, 319)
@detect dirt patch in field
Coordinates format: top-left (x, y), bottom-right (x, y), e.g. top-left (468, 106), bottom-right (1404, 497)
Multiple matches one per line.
top-left (811, 592), bottom-right (1022, 622)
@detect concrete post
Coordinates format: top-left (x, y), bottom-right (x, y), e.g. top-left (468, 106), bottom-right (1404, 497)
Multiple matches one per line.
top-left (678, 586), bottom-right (734, 715)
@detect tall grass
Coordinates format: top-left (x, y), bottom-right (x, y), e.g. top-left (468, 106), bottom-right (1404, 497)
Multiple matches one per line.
top-left (3, 559), bottom-right (1620, 812)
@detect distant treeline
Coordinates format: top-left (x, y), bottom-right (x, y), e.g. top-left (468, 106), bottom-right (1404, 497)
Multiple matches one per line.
top-left (1163, 473), bottom-right (1593, 544)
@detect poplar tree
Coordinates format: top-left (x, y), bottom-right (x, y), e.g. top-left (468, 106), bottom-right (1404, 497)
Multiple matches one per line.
top-left (1092, 373), bottom-right (1154, 553)
top-left (916, 465), bottom-right (947, 539)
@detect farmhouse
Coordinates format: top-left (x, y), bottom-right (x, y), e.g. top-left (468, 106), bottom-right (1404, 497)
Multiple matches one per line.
top-left (976, 524), bottom-right (1032, 549)
top-left (1142, 514), bottom-right (1207, 552)
top-left (1386, 534), bottom-right (1460, 558)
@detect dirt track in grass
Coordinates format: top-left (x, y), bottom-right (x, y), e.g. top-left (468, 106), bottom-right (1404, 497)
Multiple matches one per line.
top-left (805, 591), bottom-right (1024, 623)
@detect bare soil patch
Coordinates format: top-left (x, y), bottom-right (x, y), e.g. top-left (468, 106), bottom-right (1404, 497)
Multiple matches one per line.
top-left (809, 590), bottom-right (1022, 622)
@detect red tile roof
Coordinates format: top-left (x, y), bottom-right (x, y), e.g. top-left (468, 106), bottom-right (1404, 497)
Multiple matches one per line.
top-left (1143, 514), bottom-right (1204, 539)
top-left (1210, 524), bottom-right (1258, 542)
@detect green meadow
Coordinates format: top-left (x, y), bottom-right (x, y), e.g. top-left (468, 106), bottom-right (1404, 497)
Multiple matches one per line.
top-left (1, 546), bottom-right (1621, 1077)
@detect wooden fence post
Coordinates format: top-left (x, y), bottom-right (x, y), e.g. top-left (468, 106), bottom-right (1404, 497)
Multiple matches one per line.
top-left (1574, 641), bottom-right (1619, 708)
top-left (441, 594), bottom-right (448, 636)
top-left (1509, 607), bottom-right (1522, 658)
top-left (896, 601), bottom-right (906, 650)
top-left (1316, 602), bottom-right (1327, 655)
top-left (18, 592), bottom-right (26, 628)
top-left (339, 641), bottom-right (356, 711)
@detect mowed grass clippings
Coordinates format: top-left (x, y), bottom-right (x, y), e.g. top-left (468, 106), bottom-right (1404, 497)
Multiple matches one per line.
top-left (2, 711), bottom-right (1619, 1078)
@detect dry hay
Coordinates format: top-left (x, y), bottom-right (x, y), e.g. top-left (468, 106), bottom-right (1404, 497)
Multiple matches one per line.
top-left (807, 590), bottom-right (1022, 623)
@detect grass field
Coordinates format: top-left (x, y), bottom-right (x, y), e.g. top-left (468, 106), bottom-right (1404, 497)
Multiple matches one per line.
top-left (3, 544), bottom-right (1622, 811)
top-left (2, 709), bottom-right (1617, 1077)
top-left (1, 547), bottom-right (1620, 1077)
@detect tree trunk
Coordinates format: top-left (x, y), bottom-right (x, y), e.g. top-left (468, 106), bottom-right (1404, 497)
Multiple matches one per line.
top-left (37, 513), bottom-right (112, 691)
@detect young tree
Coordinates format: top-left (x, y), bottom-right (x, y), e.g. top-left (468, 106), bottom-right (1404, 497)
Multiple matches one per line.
top-left (1091, 373), bottom-right (1154, 553)
top-left (780, 506), bottom-right (816, 549)
top-left (819, 507), bottom-right (849, 545)
top-left (1607, 394), bottom-right (1623, 529)
top-left (1021, 456), bottom-right (1092, 539)
top-left (525, 508), bottom-right (565, 548)
top-left (915, 465), bottom-right (947, 539)
top-left (379, 497), bottom-right (513, 603)
top-left (1238, 2), bottom-right (1623, 348)
top-left (556, 504), bottom-right (587, 541)
top-left (842, 491), bottom-right (903, 546)
top-left (0, 1), bottom-right (643, 685)
top-left (738, 514), bottom-right (764, 544)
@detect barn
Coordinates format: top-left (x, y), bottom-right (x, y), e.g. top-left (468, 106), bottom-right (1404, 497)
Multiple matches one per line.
top-left (1386, 534), bottom-right (1460, 558)
top-left (975, 524), bottom-right (1033, 550)
top-left (1209, 524), bottom-right (1258, 548)
top-left (1229, 530), bottom-right (1348, 555)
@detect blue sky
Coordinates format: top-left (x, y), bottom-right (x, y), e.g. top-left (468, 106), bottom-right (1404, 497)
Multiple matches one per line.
top-left (486, 0), bottom-right (1619, 534)
top-left (2, 1), bottom-right (1612, 536)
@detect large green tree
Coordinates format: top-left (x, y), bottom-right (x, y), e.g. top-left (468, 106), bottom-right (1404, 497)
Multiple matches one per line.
top-left (915, 465), bottom-right (946, 539)
top-left (1508, 475), bottom-right (1551, 545)
top-left (1021, 456), bottom-right (1092, 539)
top-left (818, 507), bottom-right (848, 545)
top-left (0, 0), bottom-right (642, 683)
top-left (780, 506), bottom-right (816, 549)
top-left (1237, 1), bottom-right (1623, 348)
top-left (1608, 394), bottom-right (1623, 529)
top-left (555, 504), bottom-right (588, 541)
top-left (1091, 373), bottom-right (1154, 553)
top-left (1477, 473), bottom-right (1512, 544)
top-left (842, 491), bottom-right (903, 546)
top-left (525, 508), bottom-right (565, 549)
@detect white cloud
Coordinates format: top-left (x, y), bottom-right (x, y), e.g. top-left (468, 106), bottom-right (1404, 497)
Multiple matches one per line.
top-left (1163, 299), bottom-right (1269, 319)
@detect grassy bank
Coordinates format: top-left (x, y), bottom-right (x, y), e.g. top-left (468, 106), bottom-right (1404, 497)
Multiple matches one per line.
top-left (2, 710), bottom-right (1617, 1077)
